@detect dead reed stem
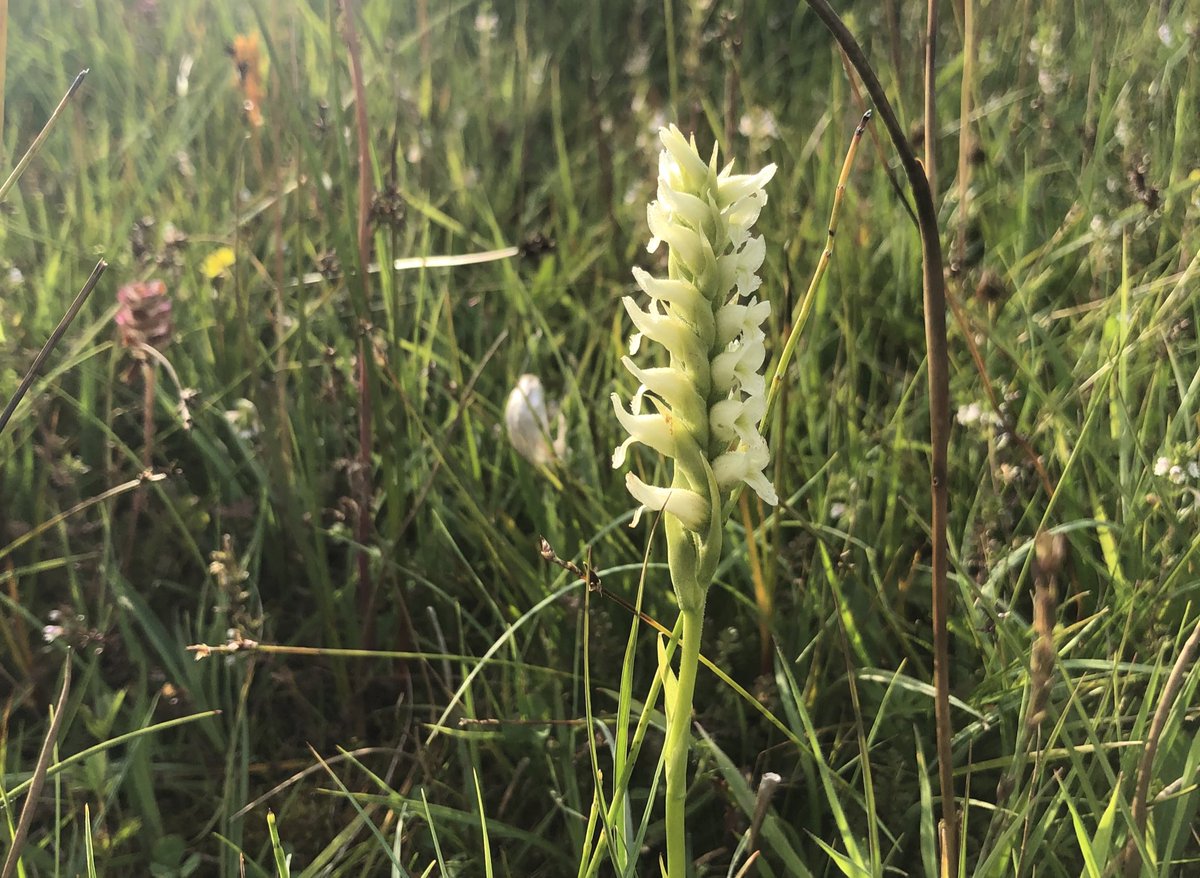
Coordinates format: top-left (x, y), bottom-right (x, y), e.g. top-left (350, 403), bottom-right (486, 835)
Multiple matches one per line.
top-left (800, 1), bottom-right (957, 870)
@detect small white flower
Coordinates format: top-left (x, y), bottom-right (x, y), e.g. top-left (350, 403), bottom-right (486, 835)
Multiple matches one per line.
top-left (738, 108), bottom-right (780, 142)
top-left (625, 474), bottom-right (709, 531)
top-left (474, 10), bottom-right (499, 36)
top-left (712, 436), bottom-right (777, 503)
top-left (624, 45), bottom-right (651, 77)
top-left (611, 392), bottom-right (677, 465)
top-left (709, 394), bottom-right (767, 447)
top-left (505, 374), bottom-right (567, 466)
top-left (224, 398), bottom-right (262, 442)
top-left (1154, 456), bottom-right (1172, 477)
top-left (176, 53), bottom-right (194, 97)
top-left (957, 402), bottom-right (983, 426)
top-left (711, 327), bottom-right (768, 398)
top-left (716, 298), bottom-right (771, 347)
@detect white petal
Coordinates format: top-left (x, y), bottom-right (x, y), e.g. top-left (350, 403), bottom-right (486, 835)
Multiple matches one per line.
top-left (709, 398), bottom-right (745, 443)
top-left (716, 163), bottom-right (776, 206)
top-left (621, 357), bottom-right (694, 410)
top-left (711, 448), bottom-right (752, 490)
top-left (742, 469), bottom-right (779, 505)
top-left (714, 254), bottom-right (738, 298)
top-left (621, 297), bottom-right (706, 366)
top-left (712, 441), bottom-right (777, 505)
top-left (648, 203), bottom-right (703, 270)
top-left (632, 267), bottom-right (703, 310)
top-left (622, 296), bottom-right (678, 341)
top-left (725, 190), bottom-right (767, 232)
top-left (627, 330), bottom-right (643, 356)
top-left (739, 274), bottom-right (763, 297)
top-left (658, 149), bottom-right (682, 193)
top-left (735, 236), bottom-right (766, 294)
top-left (711, 334), bottom-right (768, 395)
top-left (714, 304), bottom-right (746, 347)
top-left (737, 336), bottom-right (767, 376)
top-left (710, 350), bottom-right (740, 394)
top-left (727, 221), bottom-right (751, 252)
top-left (612, 393), bottom-right (676, 460)
top-left (710, 395), bottom-right (766, 444)
top-left (738, 371), bottom-right (766, 398)
top-left (734, 395), bottom-right (766, 440)
top-left (630, 382), bottom-right (649, 412)
top-left (715, 297), bottom-right (771, 346)
top-left (612, 434), bottom-right (637, 469)
top-left (625, 473), bottom-right (709, 531)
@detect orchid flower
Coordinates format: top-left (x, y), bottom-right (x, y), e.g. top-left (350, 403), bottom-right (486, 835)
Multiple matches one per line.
top-left (610, 125), bottom-right (777, 878)
top-left (612, 124), bottom-right (777, 608)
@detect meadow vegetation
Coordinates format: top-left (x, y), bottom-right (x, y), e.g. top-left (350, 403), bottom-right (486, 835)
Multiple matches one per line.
top-left (2, 0), bottom-right (1199, 875)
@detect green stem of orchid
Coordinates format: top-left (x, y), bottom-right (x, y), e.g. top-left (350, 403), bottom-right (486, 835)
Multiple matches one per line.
top-left (664, 602), bottom-right (704, 878)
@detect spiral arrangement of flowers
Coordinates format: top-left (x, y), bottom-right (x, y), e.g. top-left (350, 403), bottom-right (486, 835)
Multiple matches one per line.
top-left (612, 124), bottom-right (777, 608)
top-left (611, 125), bottom-right (777, 878)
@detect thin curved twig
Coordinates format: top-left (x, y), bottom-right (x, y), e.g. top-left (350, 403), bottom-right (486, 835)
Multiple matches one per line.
top-left (798, 0), bottom-right (956, 870)
top-left (0, 69), bottom-right (89, 205)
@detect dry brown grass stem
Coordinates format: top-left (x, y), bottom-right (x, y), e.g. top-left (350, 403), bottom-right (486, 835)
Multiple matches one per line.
top-left (338, 0), bottom-right (380, 650)
top-left (1121, 615), bottom-right (1200, 877)
top-left (0, 260), bottom-right (107, 437)
top-left (953, 0), bottom-right (975, 271)
top-left (800, 0), bottom-right (957, 870)
top-left (1, 657), bottom-right (70, 878)
top-left (1027, 533), bottom-right (1065, 731)
top-left (0, 69), bottom-right (88, 204)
